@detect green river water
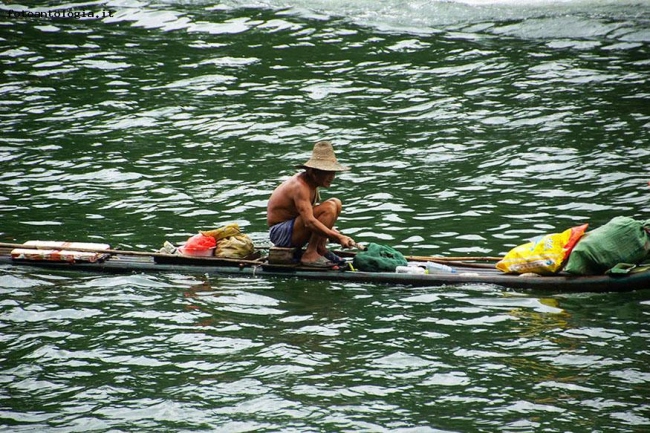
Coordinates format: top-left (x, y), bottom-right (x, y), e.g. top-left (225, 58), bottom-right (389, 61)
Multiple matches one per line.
top-left (1, 0), bottom-right (649, 431)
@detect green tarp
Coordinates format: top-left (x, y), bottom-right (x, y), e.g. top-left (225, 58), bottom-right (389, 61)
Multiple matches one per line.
top-left (565, 216), bottom-right (650, 275)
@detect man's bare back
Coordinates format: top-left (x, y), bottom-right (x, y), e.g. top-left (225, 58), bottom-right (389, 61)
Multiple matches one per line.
top-left (267, 173), bottom-right (318, 227)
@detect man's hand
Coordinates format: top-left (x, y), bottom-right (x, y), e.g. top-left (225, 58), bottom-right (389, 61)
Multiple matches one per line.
top-left (339, 235), bottom-right (356, 249)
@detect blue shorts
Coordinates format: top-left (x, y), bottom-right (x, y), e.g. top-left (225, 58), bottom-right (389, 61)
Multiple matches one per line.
top-left (269, 218), bottom-right (296, 247)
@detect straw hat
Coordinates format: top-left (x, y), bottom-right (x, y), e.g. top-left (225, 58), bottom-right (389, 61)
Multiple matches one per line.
top-left (297, 141), bottom-right (350, 172)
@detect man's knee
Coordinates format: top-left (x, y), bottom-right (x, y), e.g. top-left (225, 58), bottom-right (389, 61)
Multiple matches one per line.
top-left (314, 198), bottom-right (342, 224)
top-left (324, 198), bottom-right (342, 215)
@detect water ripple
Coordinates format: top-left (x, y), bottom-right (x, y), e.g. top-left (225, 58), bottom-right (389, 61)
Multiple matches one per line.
top-left (1, 1), bottom-right (649, 431)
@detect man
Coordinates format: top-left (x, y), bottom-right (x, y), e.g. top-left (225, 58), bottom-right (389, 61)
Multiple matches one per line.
top-left (267, 140), bottom-right (356, 268)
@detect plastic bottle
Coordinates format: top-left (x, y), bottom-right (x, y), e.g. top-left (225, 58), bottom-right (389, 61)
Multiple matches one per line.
top-left (426, 262), bottom-right (457, 274)
top-left (395, 265), bottom-right (426, 274)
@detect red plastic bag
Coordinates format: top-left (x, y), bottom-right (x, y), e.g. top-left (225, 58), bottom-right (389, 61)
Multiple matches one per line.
top-left (179, 234), bottom-right (216, 256)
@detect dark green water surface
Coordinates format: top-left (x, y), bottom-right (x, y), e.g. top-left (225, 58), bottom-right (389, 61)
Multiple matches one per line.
top-left (1, 0), bottom-right (649, 431)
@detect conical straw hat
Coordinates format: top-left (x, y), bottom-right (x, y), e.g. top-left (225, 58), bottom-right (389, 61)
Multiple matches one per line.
top-left (297, 141), bottom-right (350, 172)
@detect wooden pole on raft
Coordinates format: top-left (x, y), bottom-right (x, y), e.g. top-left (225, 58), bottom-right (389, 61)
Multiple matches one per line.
top-left (0, 241), bottom-right (502, 264)
top-left (405, 254), bottom-right (502, 262)
top-left (335, 246), bottom-right (502, 262)
top-left (0, 241), bottom-right (265, 265)
top-left (0, 241), bottom-right (174, 257)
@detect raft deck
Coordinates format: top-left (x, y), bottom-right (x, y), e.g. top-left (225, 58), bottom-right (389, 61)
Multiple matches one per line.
top-left (1, 246), bottom-right (648, 292)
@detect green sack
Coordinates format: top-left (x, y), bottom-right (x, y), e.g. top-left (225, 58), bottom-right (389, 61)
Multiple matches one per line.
top-left (352, 243), bottom-right (408, 272)
top-left (564, 216), bottom-right (650, 275)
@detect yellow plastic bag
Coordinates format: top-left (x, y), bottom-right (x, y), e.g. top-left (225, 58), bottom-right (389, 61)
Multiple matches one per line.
top-left (216, 234), bottom-right (255, 259)
top-left (200, 223), bottom-right (256, 258)
top-left (200, 223), bottom-right (241, 241)
top-left (496, 224), bottom-right (588, 275)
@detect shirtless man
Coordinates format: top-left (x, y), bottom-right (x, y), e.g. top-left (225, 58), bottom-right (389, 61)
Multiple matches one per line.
top-left (267, 141), bottom-right (356, 267)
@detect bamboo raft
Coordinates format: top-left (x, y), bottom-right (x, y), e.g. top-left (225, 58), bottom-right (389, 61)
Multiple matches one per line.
top-left (1, 242), bottom-right (649, 292)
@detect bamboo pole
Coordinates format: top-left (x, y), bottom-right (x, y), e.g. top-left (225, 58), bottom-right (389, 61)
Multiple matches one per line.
top-left (0, 241), bottom-right (502, 264)
top-left (0, 241), bottom-right (170, 257)
top-left (333, 247), bottom-right (501, 262)
top-left (0, 242), bottom-right (265, 265)
top-left (405, 255), bottom-right (502, 262)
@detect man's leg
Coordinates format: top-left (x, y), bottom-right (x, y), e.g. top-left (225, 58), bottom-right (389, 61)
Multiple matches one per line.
top-left (292, 198), bottom-right (342, 262)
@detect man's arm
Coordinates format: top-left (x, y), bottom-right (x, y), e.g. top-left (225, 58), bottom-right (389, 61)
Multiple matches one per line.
top-left (294, 184), bottom-right (355, 247)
